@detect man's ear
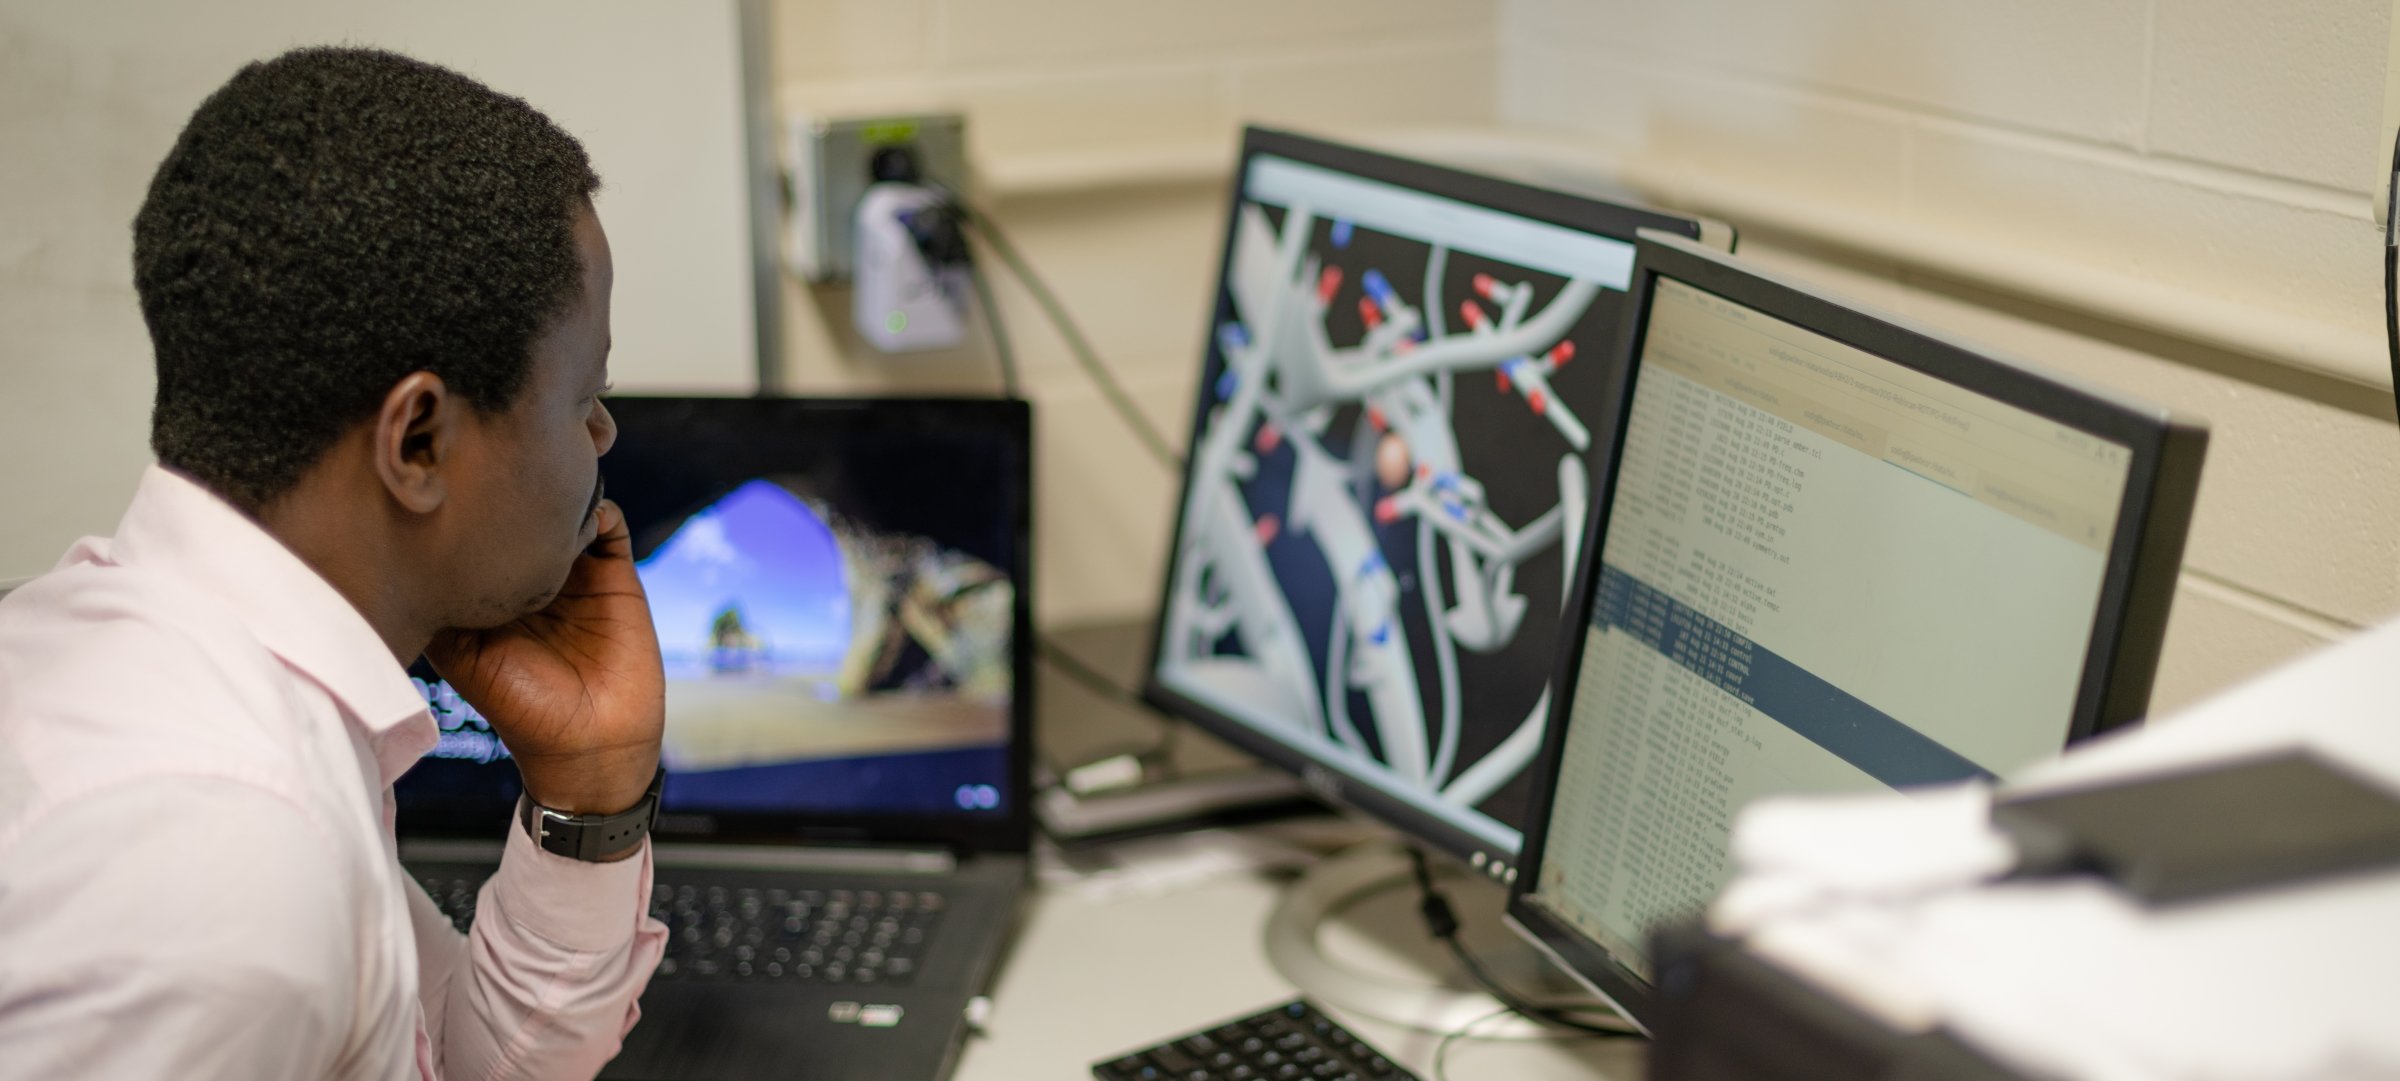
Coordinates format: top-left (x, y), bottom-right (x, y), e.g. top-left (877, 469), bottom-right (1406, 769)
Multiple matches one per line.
top-left (372, 372), bottom-right (457, 515)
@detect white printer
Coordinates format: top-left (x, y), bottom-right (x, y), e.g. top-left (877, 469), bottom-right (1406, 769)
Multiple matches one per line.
top-left (1658, 617), bottom-right (2400, 1081)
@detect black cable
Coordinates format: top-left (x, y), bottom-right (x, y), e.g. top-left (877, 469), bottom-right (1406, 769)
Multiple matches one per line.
top-left (969, 260), bottom-right (1022, 398)
top-left (1430, 1005), bottom-right (1517, 1081)
top-left (954, 205), bottom-right (1185, 471)
top-left (1405, 848), bottom-right (1643, 1039)
top-left (901, 193), bottom-right (1021, 399)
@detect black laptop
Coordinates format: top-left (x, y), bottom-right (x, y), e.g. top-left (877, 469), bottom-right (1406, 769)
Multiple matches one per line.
top-left (397, 396), bottom-right (1034, 1081)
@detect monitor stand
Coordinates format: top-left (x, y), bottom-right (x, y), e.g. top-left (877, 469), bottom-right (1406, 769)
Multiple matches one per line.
top-left (1262, 840), bottom-right (1601, 1036)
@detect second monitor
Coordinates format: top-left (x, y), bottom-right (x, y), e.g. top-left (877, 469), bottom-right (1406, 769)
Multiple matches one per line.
top-left (1508, 232), bottom-right (2208, 1031)
top-left (1143, 128), bottom-right (1730, 875)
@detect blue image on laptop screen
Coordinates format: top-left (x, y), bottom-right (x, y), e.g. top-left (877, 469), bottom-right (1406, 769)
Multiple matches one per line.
top-left (399, 401), bottom-right (1020, 822)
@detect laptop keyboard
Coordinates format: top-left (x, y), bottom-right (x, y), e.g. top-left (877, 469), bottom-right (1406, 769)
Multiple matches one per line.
top-left (419, 876), bottom-right (945, 986)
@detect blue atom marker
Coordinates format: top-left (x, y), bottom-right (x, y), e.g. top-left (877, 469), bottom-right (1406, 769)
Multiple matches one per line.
top-left (1361, 269), bottom-right (1395, 307)
top-left (1369, 622), bottom-right (1393, 646)
top-left (1215, 368), bottom-right (1239, 402)
top-left (1331, 219), bottom-right (1355, 249)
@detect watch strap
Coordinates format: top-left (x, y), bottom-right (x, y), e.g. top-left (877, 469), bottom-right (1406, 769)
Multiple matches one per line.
top-left (518, 766), bottom-right (666, 862)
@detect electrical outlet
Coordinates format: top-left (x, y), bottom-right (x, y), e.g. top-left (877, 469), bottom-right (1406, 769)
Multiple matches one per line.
top-left (784, 112), bottom-right (969, 283)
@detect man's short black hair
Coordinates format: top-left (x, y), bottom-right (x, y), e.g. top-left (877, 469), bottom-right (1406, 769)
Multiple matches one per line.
top-left (134, 46), bottom-right (600, 511)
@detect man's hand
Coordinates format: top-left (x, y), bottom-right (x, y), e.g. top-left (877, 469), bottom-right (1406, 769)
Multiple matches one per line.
top-left (426, 500), bottom-right (665, 816)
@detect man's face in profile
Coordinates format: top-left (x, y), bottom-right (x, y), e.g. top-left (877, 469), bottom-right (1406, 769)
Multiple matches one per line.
top-left (446, 202), bottom-right (619, 624)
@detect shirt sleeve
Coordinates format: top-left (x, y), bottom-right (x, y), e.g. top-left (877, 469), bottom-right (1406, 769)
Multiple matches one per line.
top-left (0, 778), bottom-right (355, 1081)
top-left (411, 811), bottom-right (668, 1081)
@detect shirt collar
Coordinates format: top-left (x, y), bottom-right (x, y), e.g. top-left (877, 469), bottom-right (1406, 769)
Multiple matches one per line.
top-left (108, 465), bottom-right (435, 774)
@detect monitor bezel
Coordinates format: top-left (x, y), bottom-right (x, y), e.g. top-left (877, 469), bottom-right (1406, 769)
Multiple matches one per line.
top-left (1505, 232), bottom-right (2207, 1030)
top-left (1138, 125), bottom-right (1725, 870)
top-left (397, 394), bottom-right (1038, 856)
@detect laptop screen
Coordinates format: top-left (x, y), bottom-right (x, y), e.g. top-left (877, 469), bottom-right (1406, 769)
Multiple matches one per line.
top-left (396, 397), bottom-right (1032, 849)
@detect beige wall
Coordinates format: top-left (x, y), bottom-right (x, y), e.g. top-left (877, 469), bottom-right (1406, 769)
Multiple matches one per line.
top-left (1493, 0), bottom-right (2400, 715)
top-left (0, 0), bottom-right (754, 580)
top-left (764, 0), bottom-right (1498, 625)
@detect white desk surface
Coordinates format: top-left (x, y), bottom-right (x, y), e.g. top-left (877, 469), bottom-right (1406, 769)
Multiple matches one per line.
top-left (952, 854), bottom-right (1648, 1081)
top-left (1003, 624), bottom-right (1646, 1080)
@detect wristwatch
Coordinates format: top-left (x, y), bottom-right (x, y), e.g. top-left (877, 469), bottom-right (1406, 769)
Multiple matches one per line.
top-left (518, 766), bottom-right (666, 862)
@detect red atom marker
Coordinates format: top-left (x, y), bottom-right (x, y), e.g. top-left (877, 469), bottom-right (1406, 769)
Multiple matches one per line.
top-left (1548, 340), bottom-right (1575, 368)
top-left (1358, 296), bottom-right (1382, 329)
top-left (1254, 422), bottom-right (1282, 453)
top-left (1528, 389), bottom-right (1548, 416)
top-left (1318, 266), bottom-right (1344, 304)
top-left (1416, 463), bottom-right (1432, 481)
top-left (1460, 300), bottom-right (1485, 329)
top-left (1365, 406), bottom-right (1387, 432)
top-left (1472, 273), bottom-right (1499, 299)
top-left (1256, 515), bottom-right (1281, 544)
top-left (1496, 368), bottom-right (1512, 394)
top-left (1373, 497), bottom-right (1402, 525)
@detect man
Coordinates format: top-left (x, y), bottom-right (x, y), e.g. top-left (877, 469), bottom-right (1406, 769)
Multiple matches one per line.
top-left (0, 47), bottom-right (666, 1079)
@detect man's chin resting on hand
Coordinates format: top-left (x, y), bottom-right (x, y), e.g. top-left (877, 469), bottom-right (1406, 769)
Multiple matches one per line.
top-left (0, 46), bottom-right (669, 1081)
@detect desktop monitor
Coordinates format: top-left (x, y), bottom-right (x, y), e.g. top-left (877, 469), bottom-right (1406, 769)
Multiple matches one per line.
top-left (1143, 127), bottom-right (1732, 875)
top-left (1508, 233), bottom-right (2207, 1031)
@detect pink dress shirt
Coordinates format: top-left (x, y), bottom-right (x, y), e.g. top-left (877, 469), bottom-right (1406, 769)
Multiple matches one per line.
top-left (0, 465), bottom-right (668, 1080)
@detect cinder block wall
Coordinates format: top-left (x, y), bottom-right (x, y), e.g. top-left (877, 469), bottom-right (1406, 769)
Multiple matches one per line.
top-left (1494, 0), bottom-right (2400, 714)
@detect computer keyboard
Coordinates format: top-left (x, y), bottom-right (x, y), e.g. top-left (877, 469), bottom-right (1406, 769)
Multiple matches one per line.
top-left (418, 876), bottom-right (944, 986)
top-left (1093, 999), bottom-right (1418, 1081)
